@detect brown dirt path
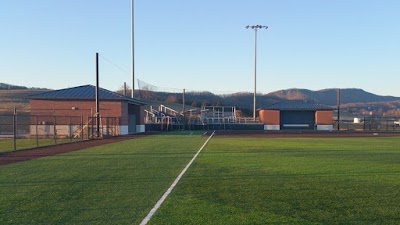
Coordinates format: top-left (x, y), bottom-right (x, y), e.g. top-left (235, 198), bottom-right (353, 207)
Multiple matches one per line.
top-left (0, 134), bottom-right (149, 166)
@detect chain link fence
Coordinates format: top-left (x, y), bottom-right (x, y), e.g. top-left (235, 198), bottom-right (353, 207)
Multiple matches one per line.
top-left (0, 109), bottom-right (120, 153)
top-left (332, 117), bottom-right (400, 131)
top-left (362, 117), bottom-right (400, 131)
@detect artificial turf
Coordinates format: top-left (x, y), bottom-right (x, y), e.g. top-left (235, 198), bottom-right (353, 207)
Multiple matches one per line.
top-left (0, 133), bottom-right (206, 224)
top-left (149, 137), bottom-right (400, 224)
top-left (1, 134), bottom-right (400, 224)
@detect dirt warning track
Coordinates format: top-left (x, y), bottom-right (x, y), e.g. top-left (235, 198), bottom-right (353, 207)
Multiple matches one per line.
top-left (0, 134), bottom-right (150, 166)
top-left (212, 130), bottom-right (400, 138)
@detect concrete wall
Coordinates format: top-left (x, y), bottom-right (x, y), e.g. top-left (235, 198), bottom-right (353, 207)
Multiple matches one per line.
top-left (316, 125), bottom-right (334, 131)
top-left (29, 125), bottom-right (121, 137)
top-left (264, 125), bottom-right (280, 130)
top-left (136, 125), bottom-right (145, 133)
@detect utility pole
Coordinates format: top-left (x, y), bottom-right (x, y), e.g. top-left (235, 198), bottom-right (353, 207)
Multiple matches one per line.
top-left (183, 88), bottom-right (186, 129)
top-left (182, 89), bottom-right (186, 115)
top-left (337, 88), bottom-right (340, 131)
top-left (96, 52), bottom-right (100, 138)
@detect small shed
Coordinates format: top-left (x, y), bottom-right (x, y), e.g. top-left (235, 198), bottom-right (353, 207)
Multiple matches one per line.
top-left (29, 85), bottom-right (146, 136)
top-left (259, 100), bottom-right (333, 131)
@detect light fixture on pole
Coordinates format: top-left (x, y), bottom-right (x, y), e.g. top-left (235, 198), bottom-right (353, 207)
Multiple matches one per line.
top-left (245, 25), bottom-right (268, 120)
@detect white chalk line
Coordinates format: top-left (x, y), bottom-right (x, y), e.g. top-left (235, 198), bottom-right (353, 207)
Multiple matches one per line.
top-left (139, 131), bottom-right (215, 225)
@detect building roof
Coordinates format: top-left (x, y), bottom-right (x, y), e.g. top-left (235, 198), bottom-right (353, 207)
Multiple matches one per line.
top-left (260, 100), bottom-right (333, 111)
top-left (29, 85), bottom-right (146, 105)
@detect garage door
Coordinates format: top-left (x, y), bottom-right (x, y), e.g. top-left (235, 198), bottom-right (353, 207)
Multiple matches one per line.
top-left (280, 111), bottom-right (315, 130)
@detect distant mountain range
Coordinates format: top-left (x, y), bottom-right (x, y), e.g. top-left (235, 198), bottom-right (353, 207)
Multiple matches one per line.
top-left (0, 83), bottom-right (28, 90)
top-left (266, 88), bottom-right (400, 105)
top-left (1, 83), bottom-right (400, 116)
top-left (0, 83), bottom-right (48, 91)
top-left (136, 88), bottom-right (400, 117)
top-left (146, 88), bottom-right (400, 107)
top-left (263, 89), bottom-right (400, 117)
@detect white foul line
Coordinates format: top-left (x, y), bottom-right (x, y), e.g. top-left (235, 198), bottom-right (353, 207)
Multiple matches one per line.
top-left (139, 131), bottom-right (215, 225)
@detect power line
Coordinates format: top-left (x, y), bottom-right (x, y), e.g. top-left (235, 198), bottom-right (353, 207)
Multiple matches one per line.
top-left (98, 54), bottom-right (130, 75)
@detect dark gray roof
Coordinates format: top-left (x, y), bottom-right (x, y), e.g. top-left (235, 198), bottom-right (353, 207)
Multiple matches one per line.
top-left (29, 85), bottom-right (146, 105)
top-left (260, 100), bottom-right (333, 111)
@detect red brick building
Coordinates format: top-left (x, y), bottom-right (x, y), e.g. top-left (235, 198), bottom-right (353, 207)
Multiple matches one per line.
top-left (259, 100), bottom-right (333, 130)
top-left (29, 85), bottom-right (146, 136)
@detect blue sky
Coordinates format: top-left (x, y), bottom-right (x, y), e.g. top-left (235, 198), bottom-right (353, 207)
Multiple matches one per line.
top-left (1, 0), bottom-right (400, 96)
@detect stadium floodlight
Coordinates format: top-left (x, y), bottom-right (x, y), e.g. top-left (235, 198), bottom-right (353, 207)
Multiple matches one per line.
top-left (246, 24), bottom-right (268, 120)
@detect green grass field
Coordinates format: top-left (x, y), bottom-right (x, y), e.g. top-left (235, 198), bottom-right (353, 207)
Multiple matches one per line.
top-left (0, 133), bottom-right (206, 224)
top-left (1, 133), bottom-right (400, 224)
top-left (149, 136), bottom-right (400, 224)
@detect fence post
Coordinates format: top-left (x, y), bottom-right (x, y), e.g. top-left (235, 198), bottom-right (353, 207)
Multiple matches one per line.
top-left (91, 116), bottom-right (94, 139)
top-left (69, 117), bottom-right (72, 142)
top-left (116, 117), bottom-right (119, 136)
top-left (53, 115), bottom-right (57, 145)
top-left (81, 115), bottom-right (84, 141)
top-left (13, 108), bottom-right (17, 151)
top-left (35, 116), bottom-right (39, 147)
top-left (363, 117), bottom-right (365, 131)
top-left (87, 116), bottom-right (89, 140)
top-left (106, 117), bottom-right (109, 136)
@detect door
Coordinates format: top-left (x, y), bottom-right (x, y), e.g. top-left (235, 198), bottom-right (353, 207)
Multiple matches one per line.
top-left (128, 114), bottom-right (136, 134)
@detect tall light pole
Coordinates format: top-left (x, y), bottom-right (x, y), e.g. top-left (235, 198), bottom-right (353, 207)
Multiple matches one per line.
top-left (246, 25), bottom-right (268, 120)
top-left (131, 0), bottom-right (135, 98)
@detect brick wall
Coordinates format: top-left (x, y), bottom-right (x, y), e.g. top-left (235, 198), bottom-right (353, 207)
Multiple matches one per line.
top-left (259, 109), bottom-right (280, 125)
top-left (30, 99), bottom-right (124, 124)
top-left (315, 111), bottom-right (333, 125)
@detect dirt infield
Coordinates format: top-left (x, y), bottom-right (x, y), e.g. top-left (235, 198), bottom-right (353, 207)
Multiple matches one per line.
top-left (212, 130), bottom-right (400, 138)
top-left (0, 134), bottom-right (149, 166)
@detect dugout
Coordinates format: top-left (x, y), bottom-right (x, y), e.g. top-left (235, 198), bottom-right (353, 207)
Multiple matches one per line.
top-left (259, 100), bottom-right (333, 131)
